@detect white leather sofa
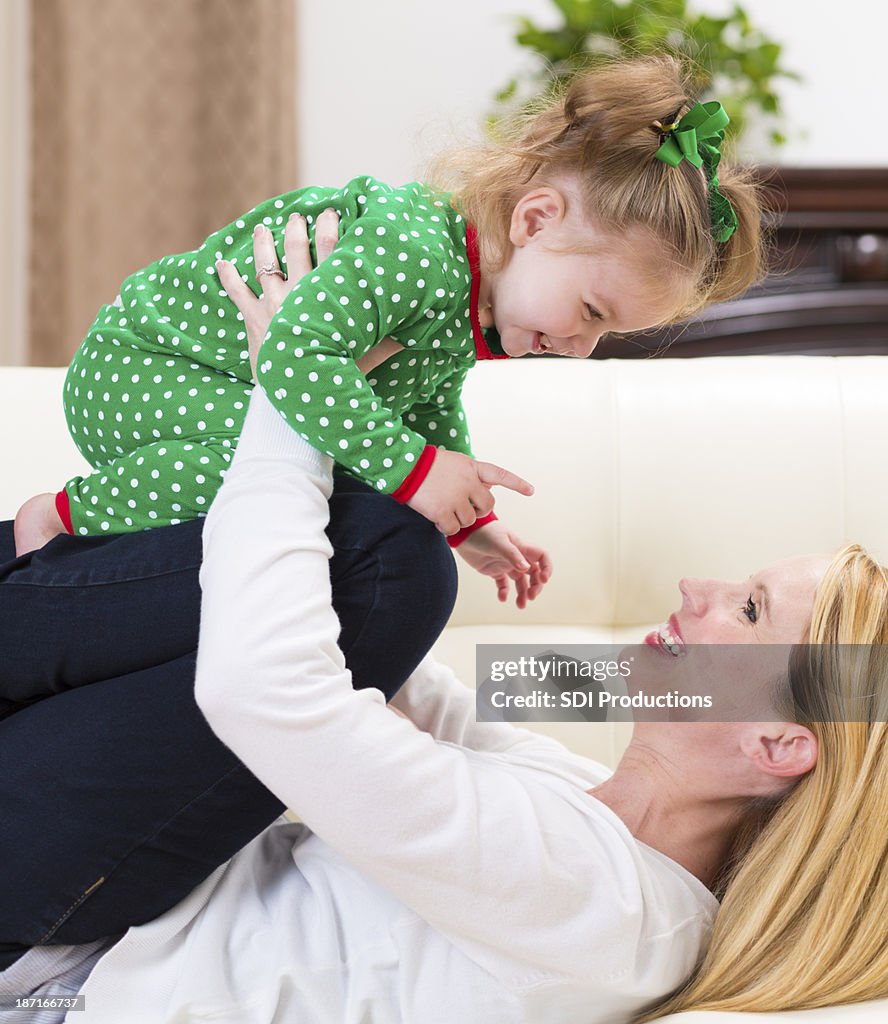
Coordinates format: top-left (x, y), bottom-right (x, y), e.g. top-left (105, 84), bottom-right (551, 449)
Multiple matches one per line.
top-left (5, 358), bottom-right (888, 1023)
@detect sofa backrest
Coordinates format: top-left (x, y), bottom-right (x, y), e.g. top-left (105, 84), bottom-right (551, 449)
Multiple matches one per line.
top-left (2, 367), bottom-right (91, 519)
top-left (452, 355), bottom-right (888, 628)
top-left (6, 357), bottom-right (888, 627)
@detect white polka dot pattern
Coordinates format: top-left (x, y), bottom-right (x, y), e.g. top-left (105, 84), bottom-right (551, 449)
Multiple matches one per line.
top-left (61, 176), bottom-right (479, 533)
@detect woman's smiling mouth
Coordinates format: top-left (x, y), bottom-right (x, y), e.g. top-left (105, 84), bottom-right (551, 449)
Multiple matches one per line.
top-left (644, 614), bottom-right (687, 656)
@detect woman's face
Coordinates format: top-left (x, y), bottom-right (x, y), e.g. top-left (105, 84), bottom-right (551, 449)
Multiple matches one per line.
top-left (629, 555), bottom-right (831, 722)
top-left (646, 554), bottom-right (831, 655)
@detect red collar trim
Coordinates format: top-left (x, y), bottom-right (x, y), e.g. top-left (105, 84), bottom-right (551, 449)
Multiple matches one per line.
top-left (466, 223), bottom-right (509, 361)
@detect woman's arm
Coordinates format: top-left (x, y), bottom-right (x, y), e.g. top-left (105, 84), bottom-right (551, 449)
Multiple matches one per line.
top-left (389, 654), bottom-right (569, 755)
top-left (193, 388), bottom-right (631, 981)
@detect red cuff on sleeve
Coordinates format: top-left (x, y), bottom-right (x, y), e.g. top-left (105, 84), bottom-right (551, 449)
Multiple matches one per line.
top-left (447, 511), bottom-right (498, 548)
top-left (391, 445), bottom-right (438, 504)
top-left (55, 489), bottom-right (74, 534)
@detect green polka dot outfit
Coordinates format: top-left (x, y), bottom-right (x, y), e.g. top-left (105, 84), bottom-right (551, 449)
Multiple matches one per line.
top-left (61, 176), bottom-right (497, 536)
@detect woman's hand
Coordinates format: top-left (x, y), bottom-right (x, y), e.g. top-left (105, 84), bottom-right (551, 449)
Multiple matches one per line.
top-left (456, 520), bottom-right (553, 609)
top-left (216, 208), bottom-right (340, 380)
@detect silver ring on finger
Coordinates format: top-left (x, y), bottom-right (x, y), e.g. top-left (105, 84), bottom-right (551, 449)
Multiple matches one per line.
top-left (256, 264), bottom-right (286, 281)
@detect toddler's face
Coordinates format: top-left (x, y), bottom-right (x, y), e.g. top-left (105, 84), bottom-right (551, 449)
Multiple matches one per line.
top-left (484, 187), bottom-right (690, 358)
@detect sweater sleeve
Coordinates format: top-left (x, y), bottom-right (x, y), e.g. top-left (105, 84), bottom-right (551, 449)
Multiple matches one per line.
top-left (404, 363), bottom-right (474, 457)
top-left (194, 387), bottom-right (624, 980)
top-left (389, 654), bottom-right (572, 756)
top-left (255, 218), bottom-right (452, 493)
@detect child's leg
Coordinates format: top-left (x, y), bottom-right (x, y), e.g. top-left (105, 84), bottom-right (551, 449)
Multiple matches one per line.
top-left (62, 313), bottom-right (252, 472)
top-left (60, 324), bottom-right (253, 537)
top-left (59, 439), bottom-right (233, 536)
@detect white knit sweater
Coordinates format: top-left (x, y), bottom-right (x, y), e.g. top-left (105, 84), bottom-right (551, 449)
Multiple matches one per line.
top-left (70, 387), bottom-right (717, 1024)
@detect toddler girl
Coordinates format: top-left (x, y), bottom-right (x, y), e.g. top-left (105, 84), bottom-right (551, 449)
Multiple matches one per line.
top-left (16, 56), bottom-right (764, 604)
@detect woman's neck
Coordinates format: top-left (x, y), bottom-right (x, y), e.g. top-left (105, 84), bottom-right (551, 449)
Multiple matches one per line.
top-left (588, 744), bottom-right (748, 890)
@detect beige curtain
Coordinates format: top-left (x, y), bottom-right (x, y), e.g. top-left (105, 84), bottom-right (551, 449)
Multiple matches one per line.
top-left (0, 0), bottom-right (30, 366)
top-left (29, 0), bottom-right (298, 365)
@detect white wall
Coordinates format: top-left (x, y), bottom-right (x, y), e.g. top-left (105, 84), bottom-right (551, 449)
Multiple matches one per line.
top-left (706, 0), bottom-right (888, 165)
top-left (297, 0), bottom-right (559, 185)
top-left (296, 0), bottom-right (888, 185)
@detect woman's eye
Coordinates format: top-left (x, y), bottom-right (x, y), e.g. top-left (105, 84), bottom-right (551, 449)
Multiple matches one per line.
top-left (743, 595), bottom-right (758, 624)
top-left (585, 303), bottom-right (602, 320)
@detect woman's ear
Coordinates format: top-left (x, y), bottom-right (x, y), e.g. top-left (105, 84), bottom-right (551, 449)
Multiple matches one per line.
top-left (741, 723), bottom-right (819, 781)
top-left (509, 187), bottom-right (568, 246)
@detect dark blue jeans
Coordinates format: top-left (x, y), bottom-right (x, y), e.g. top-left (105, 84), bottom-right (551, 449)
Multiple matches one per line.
top-left (0, 473), bottom-right (457, 970)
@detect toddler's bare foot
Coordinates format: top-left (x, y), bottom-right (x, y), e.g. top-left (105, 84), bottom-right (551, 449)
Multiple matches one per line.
top-left (14, 492), bottom-right (66, 556)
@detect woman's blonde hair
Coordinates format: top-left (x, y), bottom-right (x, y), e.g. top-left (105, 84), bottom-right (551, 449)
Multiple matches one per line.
top-left (428, 54), bottom-right (766, 322)
top-left (637, 543), bottom-right (888, 1020)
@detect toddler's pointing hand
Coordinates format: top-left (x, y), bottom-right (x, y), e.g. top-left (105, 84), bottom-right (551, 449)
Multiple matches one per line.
top-left (407, 447), bottom-right (533, 537)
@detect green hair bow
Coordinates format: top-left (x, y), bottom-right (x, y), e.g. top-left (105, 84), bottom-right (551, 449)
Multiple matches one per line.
top-left (654, 100), bottom-right (739, 244)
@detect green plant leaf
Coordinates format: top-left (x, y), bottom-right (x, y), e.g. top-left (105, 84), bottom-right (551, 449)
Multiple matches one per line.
top-left (495, 0), bottom-right (801, 152)
top-left (493, 77), bottom-right (516, 104)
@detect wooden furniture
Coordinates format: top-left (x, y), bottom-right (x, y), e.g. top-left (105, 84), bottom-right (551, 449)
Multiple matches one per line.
top-left (594, 167), bottom-right (888, 358)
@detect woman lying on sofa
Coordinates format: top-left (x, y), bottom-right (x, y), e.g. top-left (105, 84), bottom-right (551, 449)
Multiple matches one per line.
top-left (1, 228), bottom-right (888, 1024)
